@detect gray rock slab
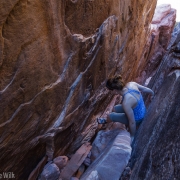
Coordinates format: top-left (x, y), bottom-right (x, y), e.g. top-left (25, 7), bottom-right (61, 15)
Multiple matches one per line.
top-left (91, 129), bottom-right (120, 161)
top-left (80, 130), bottom-right (131, 180)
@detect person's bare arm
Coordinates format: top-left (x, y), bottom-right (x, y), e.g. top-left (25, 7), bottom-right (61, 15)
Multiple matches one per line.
top-left (133, 82), bottom-right (154, 96)
top-left (122, 101), bottom-right (136, 142)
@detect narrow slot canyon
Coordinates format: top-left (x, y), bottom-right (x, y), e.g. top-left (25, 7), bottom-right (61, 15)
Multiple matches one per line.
top-left (0, 0), bottom-right (180, 180)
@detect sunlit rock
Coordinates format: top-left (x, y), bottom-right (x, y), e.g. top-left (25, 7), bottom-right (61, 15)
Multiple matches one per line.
top-left (0, 0), bottom-right (157, 179)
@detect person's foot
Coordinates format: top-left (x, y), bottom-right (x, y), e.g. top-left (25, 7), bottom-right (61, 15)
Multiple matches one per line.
top-left (97, 117), bottom-right (107, 124)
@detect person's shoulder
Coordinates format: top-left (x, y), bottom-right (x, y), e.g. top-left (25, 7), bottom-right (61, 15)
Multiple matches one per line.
top-left (129, 81), bottom-right (137, 85)
top-left (126, 81), bottom-right (137, 87)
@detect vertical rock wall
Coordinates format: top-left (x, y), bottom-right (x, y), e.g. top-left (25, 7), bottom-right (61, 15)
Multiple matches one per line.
top-left (0, 0), bottom-right (157, 179)
top-left (129, 23), bottom-right (180, 180)
top-left (136, 4), bottom-right (176, 85)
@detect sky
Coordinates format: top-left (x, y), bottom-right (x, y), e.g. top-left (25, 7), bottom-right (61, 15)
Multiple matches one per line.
top-left (157, 0), bottom-right (180, 22)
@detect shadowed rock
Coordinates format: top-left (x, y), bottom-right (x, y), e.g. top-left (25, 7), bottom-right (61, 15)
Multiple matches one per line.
top-left (28, 156), bottom-right (48, 180)
top-left (128, 23), bottom-right (180, 180)
top-left (0, 0), bottom-right (157, 179)
top-left (38, 162), bottom-right (60, 180)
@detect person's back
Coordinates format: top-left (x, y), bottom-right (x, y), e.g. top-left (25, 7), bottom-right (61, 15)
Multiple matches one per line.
top-left (122, 82), bottom-right (146, 121)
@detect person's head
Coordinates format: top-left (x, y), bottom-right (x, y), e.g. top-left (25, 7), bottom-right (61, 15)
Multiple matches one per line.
top-left (106, 75), bottom-right (125, 91)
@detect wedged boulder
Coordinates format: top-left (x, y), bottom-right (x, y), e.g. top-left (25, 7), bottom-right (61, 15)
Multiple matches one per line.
top-left (128, 23), bottom-right (180, 180)
top-left (38, 162), bottom-right (60, 180)
top-left (36, 156), bottom-right (68, 180)
top-left (80, 130), bottom-right (131, 180)
top-left (53, 156), bottom-right (69, 170)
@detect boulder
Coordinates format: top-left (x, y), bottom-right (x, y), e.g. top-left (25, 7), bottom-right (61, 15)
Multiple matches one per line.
top-left (90, 129), bottom-right (121, 161)
top-left (53, 156), bottom-right (68, 170)
top-left (38, 162), bottom-right (60, 180)
top-left (80, 130), bottom-right (132, 180)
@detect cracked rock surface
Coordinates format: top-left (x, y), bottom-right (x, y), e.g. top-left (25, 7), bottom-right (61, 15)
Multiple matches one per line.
top-left (129, 23), bottom-right (180, 180)
top-left (0, 0), bottom-right (157, 179)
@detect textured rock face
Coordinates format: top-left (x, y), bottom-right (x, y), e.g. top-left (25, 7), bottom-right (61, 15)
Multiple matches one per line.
top-left (136, 4), bottom-right (176, 85)
top-left (0, 0), bottom-right (157, 179)
top-left (129, 23), bottom-right (180, 180)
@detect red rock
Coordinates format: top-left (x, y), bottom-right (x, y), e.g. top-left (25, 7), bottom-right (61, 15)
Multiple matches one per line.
top-left (60, 143), bottom-right (92, 180)
top-left (136, 4), bottom-right (176, 85)
top-left (53, 156), bottom-right (68, 170)
top-left (39, 162), bottom-right (60, 180)
top-left (129, 23), bottom-right (180, 180)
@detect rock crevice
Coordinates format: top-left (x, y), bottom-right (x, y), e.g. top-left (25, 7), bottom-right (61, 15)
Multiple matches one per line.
top-left (0, 0), bottom-right (157, 179)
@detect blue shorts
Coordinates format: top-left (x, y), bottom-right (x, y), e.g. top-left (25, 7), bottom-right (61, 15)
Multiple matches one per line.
top-left (109, 104), bottom-right (143, 126)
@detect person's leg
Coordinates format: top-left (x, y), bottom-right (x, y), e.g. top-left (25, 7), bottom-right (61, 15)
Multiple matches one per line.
top-left (97, 105), bottom-right (127, 125)
top-left (113, 104), bottom-right (125, 113)
top-left (108, 112), bottom-right (129, 125)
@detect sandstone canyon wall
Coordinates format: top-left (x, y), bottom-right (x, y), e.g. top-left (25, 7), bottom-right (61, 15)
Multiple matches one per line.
top-left (129, 22), bottom-right (180, 180)
top-left (136, 4), bottom-right (176, 85)
top-left (0, 0), bottom-right (157, 179)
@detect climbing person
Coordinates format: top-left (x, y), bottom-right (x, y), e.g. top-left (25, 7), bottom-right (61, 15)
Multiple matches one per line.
top-left (97, 75), bottom-right (154, 143)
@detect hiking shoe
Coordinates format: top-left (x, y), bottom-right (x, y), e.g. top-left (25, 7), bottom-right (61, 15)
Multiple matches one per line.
top-left (97, 118), bottom-right (107, 124)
